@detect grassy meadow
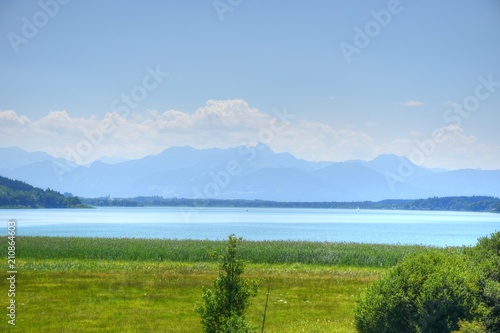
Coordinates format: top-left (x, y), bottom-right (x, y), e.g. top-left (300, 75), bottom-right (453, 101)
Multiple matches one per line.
top-left (0, 237), bottom-right (441, 332)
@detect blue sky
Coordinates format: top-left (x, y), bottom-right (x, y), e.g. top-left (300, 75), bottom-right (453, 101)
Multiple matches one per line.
top-left (1, 0), bottom-right (500, 169)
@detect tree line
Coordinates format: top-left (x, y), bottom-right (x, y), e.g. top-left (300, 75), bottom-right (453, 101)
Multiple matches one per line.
top-left (1, 174), bottom-right (498, 212)
top-left (0, 176), bottom-right (85, 208)
top-left (81, 195), bottom-right (500, 213)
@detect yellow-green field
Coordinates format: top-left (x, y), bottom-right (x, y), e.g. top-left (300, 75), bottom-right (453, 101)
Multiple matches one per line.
top-left (1, 237), bottom-right (436, 332)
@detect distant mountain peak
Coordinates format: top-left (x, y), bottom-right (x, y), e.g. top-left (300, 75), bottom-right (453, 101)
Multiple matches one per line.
top-left (254, 142), bottom-right (273, 152)
top-left (1, 146), bottom-right (499, 201)
top-left (366, 154), bottom-right (417, 169)
top-left (0, 146), bottom-right (59, 170)
top-left (97, 156), bottom-right (130, 165)
top-left (370, 153), bottom-right (409, 163)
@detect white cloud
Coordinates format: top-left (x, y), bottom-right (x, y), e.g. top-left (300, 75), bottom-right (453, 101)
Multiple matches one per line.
top-left (399, 100), bottom-right (425, 107)
top-left (379, 125), bottom-right (500, 170)
top-left (1, 100), bottom-right (499, 170)
top-left (0, 110), bottom-right (30, 126)
top-left (0, 101), bottom-right (377, 165)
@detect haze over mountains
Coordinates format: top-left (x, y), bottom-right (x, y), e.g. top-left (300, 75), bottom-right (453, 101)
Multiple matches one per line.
top-left (1, 146), bottom-right (499, 202)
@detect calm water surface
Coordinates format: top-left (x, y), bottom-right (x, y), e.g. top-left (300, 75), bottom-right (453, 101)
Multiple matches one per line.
top-left (1, 207), bottom-right (499, 247)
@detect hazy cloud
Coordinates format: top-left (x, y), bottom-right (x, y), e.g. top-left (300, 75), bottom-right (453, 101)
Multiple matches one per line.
top-left (443, 101), bottom-right (459, 109)
top-left (379, 125), bottom-right (500, 170)
top-left (1, 100), bottom-right (499, 169)
top-left (400, 100), bottom-right (425, 107)
top-left (0, 100), bottom-right (376, 164)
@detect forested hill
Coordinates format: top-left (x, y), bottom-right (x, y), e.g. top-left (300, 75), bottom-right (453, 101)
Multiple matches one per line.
top-left (0, 176), bottom-right (86, 208)
top-left (1, 173), bottom-right (498, 212)
top-left (400, 196), bottom-right (500, 212)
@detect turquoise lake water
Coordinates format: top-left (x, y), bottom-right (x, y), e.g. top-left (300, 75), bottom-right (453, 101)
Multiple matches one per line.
top-left (1, 207), bottom-right (500, 247)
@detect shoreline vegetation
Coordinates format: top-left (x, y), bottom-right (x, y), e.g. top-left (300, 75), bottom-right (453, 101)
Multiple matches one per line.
top-left (0, 175), bottom-right (88, 209)
top-left (7, 236), bottom-right (438, 267)
top-left (2, 235), bottom-right (496, 332)
top-left (81, 195), bottom-right (500, 213)
top-left (0, 236), bottom-right (443, 332)
top-left (1, 175), bottom-right (499, 213)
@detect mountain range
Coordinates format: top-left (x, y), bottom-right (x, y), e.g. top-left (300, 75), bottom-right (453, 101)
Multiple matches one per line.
top-left (1, 145), bottom-right (499, 201)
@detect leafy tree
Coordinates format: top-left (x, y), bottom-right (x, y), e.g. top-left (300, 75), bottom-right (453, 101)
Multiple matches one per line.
top-left (355, 232), bottom-right (500, 333)
top-left (452, 320), bottom-right (486, 333)
top-left (354, 250), bottom-right (484, 333)
top-left (196, 235), bottom-right (258, 333)
top-left (469, 232), bottom-right (500, 332)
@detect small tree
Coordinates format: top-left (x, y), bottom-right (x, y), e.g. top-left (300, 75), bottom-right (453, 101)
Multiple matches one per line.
top-left (196, 235), bottom-right (258, 333)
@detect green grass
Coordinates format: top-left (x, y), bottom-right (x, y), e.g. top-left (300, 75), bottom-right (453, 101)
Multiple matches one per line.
top-left (2, 259), bottom-right (382, 332)
top-left (0, 237), bottom-right (448, 332)
top-left (6, 236), bottom-right (437, 267)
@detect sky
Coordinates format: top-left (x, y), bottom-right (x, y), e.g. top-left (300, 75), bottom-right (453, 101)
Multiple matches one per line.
top-left (1, 0), bottom-right (500, 169)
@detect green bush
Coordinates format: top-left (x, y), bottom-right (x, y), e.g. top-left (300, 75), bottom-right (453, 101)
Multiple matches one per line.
top-left (482, 280), bottom-right (500, 332)
top-left (452, 320), bottom-right (486, 333)
top-left (354, 232), bottom-right (500, 333)
top-left (354, 250), bottom-right (483, 333)
top-left (472, 232), bottom-right (500, 281)
top-left (196, 235), bottom-right (258, 333)
top-left (469, 232), bottom-right (500, 333)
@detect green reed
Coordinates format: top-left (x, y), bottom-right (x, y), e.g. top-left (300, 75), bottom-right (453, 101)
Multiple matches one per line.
top-left (0, 236), bottom-right (445, 268)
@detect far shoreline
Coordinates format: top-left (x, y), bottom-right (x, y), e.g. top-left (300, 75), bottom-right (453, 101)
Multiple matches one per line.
top-left (79, 195), bottom-right (500, 214)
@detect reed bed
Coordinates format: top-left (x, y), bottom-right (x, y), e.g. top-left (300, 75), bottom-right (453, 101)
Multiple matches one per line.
top-left (1, 236), bottom-right (445, 268)
top-left (0, 236), bottom-right (447, 332)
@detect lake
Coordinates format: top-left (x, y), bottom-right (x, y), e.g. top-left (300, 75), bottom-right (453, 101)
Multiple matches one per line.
top-left (1, 207), bottom-right (500, 247)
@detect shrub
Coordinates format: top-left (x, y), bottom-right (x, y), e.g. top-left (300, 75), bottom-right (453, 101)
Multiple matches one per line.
top-left (471, 232), bottom-right (500, 281)
top-left (452, 320), bottom-right (486, 333)
top-left (468, 232), bottom-right (500, 333)
top-left (354, 250), bottom-right (483, 333)
top-left (196, 235), bottom-right (258, 333)
top-left (482, 280), bottom-right (500, 333)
